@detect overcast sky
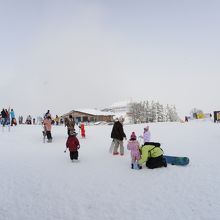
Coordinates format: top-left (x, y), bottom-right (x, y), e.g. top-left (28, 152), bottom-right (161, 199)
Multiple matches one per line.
top-left (0, 0), bottom-right (219, 118)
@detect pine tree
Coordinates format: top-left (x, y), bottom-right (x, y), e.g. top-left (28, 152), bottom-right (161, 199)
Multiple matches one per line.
top-left (151, 101), bottom-right (157, 122)
top-left (157, 102), bottom-right (164, 122)
top-left (129, 100), bottom-right (179, 123)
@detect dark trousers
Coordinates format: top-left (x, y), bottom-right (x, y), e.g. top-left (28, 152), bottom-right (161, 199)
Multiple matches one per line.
top-left (146, 155), bottom-right (165, 169)
top-left (2, 118), bottom-right (7, 126)
top-left (11, 118), bottom-right (17, 126)
top-left (70, 151), bottom-right (78, 160)
top-left (46, 131), bottom-right (52, 140)
top-left (2, 118), bottom-right (9, 126)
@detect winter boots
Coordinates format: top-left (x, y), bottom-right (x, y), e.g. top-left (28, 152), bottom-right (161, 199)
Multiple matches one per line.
top-left (131, 162), bottom-right (142, 170)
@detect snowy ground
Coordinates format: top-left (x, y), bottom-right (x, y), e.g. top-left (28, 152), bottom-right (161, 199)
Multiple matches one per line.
top-left (0, 120), bottom-right (220, 220)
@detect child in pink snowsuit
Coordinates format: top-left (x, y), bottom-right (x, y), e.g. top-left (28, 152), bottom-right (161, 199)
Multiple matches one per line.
top-left (43, 116), bottom-right (52, 142)
top-left (127, 132), bottom-right (142, 169)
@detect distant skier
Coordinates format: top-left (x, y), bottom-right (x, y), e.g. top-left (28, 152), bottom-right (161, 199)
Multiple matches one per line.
top-left (43, 115), bottom-right (53, 142)
top-left (110, 116), bottom-right (126, 156)
top-left (127, 132), bottom-right (142, 169)
top-left (65, 130), bottom-right (80, 162)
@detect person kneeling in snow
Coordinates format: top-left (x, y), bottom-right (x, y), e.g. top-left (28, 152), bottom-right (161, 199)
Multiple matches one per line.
top-left (65, 131), bottom-right (80, 161)
top-left (138, 142), bottom-right (167, 169)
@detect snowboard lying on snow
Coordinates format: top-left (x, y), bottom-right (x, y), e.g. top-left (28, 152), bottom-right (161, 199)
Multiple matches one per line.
top-left (164, 155), bottom-right (190, 166)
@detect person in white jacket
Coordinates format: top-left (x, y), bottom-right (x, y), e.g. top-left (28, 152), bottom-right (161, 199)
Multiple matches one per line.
top-left (143, 126), bottom-right (151, 143)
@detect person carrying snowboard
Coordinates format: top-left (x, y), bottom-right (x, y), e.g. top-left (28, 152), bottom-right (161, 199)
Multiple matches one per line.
top-left (127, 132), bottom-right (142, 169)
top-left (43, 115), bottom-right (53, 142)
top-left (138, 142), bottom-right (167, 169)
top-left (65, 131), bottom-right (80, 161)
top-left (110, 116), bottom-right (126, 156)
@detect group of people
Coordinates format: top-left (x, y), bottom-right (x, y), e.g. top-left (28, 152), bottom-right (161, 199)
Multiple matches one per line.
top-left (2, 108), bottom-right (167, 168)
top-left (63, 115), bottom-right (86, 161)
top-left (0, 108), bottom-right (17, 127)
top-left (64, 115), bottom-right (167, 168)
top-left (42, 112), bottom-right (83, 162)
top-left (111, 117), bottom-right (167, 169)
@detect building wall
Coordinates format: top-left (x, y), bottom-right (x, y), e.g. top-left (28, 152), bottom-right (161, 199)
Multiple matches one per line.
top-left (61, 111), bottom-right (113, 123)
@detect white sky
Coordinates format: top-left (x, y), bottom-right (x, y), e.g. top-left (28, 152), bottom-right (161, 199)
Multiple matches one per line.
top-left (0, 0), bottom-right (219, 118)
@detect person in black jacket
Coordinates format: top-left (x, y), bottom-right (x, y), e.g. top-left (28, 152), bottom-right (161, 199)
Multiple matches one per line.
top-left (110, 116), bottom-right (126, 156)
top-left (1, 109), bottom-right (7, 126)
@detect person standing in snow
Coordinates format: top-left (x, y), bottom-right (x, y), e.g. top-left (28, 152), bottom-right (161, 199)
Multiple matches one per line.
top-left (143, 126), bottom-right (151, 143)
top-left (5, 109), bottom-right (10, 126)
top-left (79, 122), bottom-right (85, 138)
top-left (43, 115), bottom-right (53, 142)
top-left (127, 132), bottom-right (142, 169)
top-left (1, 108), bottom-right (7, 126)
top-left (19, 115), bottom-right (23, 124)
top-left (110, 116), bottom-right (126, 156)
top-left (44, 110), bottom-right (51, 119)
top-left (26, 115), bottom-right (32, 124)
top-left (55, 115), bottom-right (59, 125)
top-left (65, 131), bottom-right (80, 161)
top-left (10, 109), bottom-right (17, 126)
top-left (64, 115), bottom-right (75, 135)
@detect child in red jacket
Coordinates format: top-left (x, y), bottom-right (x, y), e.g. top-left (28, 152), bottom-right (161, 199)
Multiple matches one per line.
top-left (80, 123), bottom-right (86, 138)
top-left (65, 131), bottom-right (80, 161)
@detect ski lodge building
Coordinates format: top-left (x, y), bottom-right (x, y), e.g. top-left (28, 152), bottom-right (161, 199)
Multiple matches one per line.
top-left (61, 109), bottom-right (114, 123)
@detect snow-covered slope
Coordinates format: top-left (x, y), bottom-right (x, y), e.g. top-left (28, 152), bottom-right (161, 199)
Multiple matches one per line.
top-left (0, 121), bottom-right (220, 220)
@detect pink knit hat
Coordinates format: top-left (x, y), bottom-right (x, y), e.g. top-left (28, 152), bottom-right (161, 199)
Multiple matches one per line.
top-left (130, 132), bottom-right (136, 140)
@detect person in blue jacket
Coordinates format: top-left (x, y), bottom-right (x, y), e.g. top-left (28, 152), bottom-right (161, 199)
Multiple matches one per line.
top-left (10, 109), bottom-right (17, 126)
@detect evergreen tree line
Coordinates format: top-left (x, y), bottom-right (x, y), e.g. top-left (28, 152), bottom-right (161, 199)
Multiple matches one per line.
top-left (128, 101), bottom-right (179, 124)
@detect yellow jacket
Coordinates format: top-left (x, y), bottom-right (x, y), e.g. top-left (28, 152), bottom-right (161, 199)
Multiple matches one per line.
top-left (138, 144), bottom-right (163, 165)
